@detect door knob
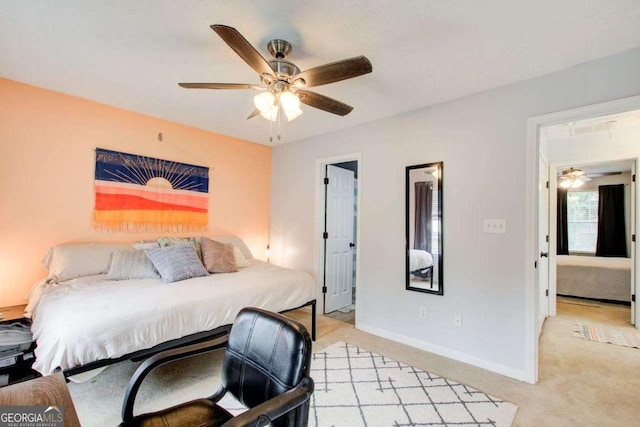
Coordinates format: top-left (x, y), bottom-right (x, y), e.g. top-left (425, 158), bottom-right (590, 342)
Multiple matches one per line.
top-left (349, 242), bottom-right (355, 248)
top-left (540, 252), bottom-right (548, 258)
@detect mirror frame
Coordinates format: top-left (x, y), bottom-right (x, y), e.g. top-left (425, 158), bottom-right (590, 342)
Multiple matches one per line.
top-left (405, 162), bottom-right (444, 295)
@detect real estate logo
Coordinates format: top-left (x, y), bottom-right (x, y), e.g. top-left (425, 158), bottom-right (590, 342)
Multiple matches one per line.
top-left (0, 406), bottom-right (64, 427)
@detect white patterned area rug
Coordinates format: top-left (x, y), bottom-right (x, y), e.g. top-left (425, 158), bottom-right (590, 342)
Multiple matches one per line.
top-left (574, 322), bottom-right (640, 348)
top-left (309, 342), bottom-right (517, 426)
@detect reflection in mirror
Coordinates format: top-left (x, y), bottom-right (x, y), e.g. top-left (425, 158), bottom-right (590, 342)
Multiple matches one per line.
top-left (406, 162), bottom-right (443, 294)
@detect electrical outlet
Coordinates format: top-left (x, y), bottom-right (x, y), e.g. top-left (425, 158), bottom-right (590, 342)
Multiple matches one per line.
top-left (483, 219), bottom-right (507, 234)
top-left (454, 314), bottom-right (463, 327)
top-left (419, 307), bottom-right (427, 319)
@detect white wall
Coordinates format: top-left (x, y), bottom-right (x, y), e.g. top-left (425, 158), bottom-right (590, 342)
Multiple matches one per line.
top-left (270, 47), bottom-right (640, 381)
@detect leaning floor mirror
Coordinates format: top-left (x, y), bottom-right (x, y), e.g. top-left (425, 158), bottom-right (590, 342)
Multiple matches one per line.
top-left (406, 162), bottom-right (443, 295)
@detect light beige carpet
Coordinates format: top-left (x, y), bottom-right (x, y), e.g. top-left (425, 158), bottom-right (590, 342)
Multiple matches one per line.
top-left (67, 341), bottom-right (517, 426)
top-left (67, 303), bottom-right (640, 426)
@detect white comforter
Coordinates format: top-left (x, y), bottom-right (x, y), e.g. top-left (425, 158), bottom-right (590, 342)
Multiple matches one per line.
top-left (409, 249), bottom-right (433, 271)
top-left (27, 260), bottom-right (315, 375)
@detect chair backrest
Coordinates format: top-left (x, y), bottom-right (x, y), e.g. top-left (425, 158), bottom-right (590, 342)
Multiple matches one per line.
top-left (222, 307), bottom-right (312, 426)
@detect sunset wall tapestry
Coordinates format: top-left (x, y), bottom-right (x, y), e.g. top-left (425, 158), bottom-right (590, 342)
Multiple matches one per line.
top-left (93, 148), bottom-right (209, 232)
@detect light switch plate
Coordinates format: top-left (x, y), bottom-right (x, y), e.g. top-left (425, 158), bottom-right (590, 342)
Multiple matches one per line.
top-left (483, 219), bottom-right (507, 234)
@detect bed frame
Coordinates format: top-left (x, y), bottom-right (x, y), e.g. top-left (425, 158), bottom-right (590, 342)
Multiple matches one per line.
top-left (61, 299), bottom-right (316, 380)
top-left (411, 265), bottom-right (434, 288)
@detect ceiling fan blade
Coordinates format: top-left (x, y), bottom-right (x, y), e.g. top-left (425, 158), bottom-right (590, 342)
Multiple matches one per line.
top-left (589, 171), bottom-right (623, 177)
top-left (297, 90), bottom-right (353, 116)
top-left (211, 25), bottom-right (276, 79)
top-left (246, 108), bottom-right (260, 120)
top-left (179, 83), bottom-right (255, 90)
top-left (294, 56), bottom-right (372, 88)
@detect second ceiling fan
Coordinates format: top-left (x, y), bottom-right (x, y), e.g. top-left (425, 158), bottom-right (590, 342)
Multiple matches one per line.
top-left (179, 25), bottom-right (373, 122)
top-left (558, 167), bottom-right (621, 188)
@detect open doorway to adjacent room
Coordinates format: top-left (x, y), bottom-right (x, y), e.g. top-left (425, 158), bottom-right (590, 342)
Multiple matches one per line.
top-left (529, 98), bottom-right (640, 384)
top-left (318, 158), bottom-right (359, 326)
top-left (539, 110), bottom-right (640, 330)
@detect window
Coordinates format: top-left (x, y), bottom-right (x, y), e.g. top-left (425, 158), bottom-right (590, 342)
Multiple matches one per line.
top-left (567, 190), bottom-right (598, 253)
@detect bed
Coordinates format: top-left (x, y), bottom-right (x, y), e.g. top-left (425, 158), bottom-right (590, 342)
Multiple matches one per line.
top-left (556, 255), bottom-right (631, 303)
top-left (25, 237), bottom-right (316, 379)
top-left (409, 249), bottom-right (433, 286)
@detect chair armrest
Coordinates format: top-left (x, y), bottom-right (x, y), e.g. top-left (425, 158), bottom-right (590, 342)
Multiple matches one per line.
top-left (121, 335), bottom-right (229, 421)
top-left (222, 377), bottom-right (314, 427)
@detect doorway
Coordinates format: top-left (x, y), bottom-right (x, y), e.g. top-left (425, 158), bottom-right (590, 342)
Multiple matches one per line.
top-left (546, 157), bottom-right (635, 326)
top-left (316, 156), bottom-right (360, 326)
top-left (527, 95), bottom-right (640, 383)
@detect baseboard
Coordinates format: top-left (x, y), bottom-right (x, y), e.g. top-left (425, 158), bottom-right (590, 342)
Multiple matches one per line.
top-left (357, 322), bottom-right (531, 383)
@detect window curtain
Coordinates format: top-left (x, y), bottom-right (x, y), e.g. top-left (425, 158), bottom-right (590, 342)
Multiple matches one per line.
top-left (414, 181), bottom-right (433, 252)
top-left (557, 188), bottom-right (569, 255)
top-left (595, 184), bottom-right (627, 257)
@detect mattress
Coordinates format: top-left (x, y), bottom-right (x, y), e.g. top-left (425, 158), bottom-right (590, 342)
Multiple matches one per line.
top-left (27, 259), bottom-right (315, 375)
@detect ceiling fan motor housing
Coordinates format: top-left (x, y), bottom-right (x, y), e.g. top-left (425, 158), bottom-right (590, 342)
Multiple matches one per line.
top-left (268, 59), bottom-right (300, 79)
top-left (267, 39), bottom-right (292, 59)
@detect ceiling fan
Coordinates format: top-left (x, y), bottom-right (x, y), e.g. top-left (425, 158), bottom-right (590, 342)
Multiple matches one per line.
top-left (179, 25), bottom-right (373, 123)
top-left (558, 167), bottom-right (621, 188)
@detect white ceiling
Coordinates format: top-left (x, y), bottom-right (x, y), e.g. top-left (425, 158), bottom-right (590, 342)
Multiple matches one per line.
top-left (543, 109), bottom-right (640, 140)
top-left (2, 1), bottom-right (640, 146)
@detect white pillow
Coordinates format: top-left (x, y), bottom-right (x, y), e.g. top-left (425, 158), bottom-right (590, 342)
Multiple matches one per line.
top-left (211, 236), bottom-right (254, 260)
top-left (233, 246), bottom-right (250, 268)
top-left (43, 242), bottom-right (131, 282)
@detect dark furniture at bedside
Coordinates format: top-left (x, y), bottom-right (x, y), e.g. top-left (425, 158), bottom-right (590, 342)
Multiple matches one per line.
top-left (0, 304), bottom-right (40, 387)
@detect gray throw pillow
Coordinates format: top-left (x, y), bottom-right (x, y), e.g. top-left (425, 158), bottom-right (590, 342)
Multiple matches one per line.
top-left (106, 249), bottom-right (160, 280)
top-left (145, 245), bottom-right (208, 283)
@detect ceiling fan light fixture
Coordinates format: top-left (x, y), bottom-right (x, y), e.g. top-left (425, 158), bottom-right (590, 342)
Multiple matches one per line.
top-left (253, 91), bottom-right (275, 113)
top-left (284, 106), bottom-right (303, 121)
top-left (260, 104), bottom-right (279, 122)
top-left (280, 90), bottom-right (300, 110)
top-left (280, 90), bottom-right (303, 121)
top-left (559, 177), bottom-right (585, 188)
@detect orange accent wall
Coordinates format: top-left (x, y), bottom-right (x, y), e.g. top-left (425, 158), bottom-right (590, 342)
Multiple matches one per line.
top-left (0, 78), bottom-right (271, 306)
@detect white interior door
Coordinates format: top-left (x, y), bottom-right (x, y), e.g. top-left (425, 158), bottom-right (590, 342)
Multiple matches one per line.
top-left (324, 165), bottom-right (355, 313)
top-left (538, 155), bottom-right (550, 334)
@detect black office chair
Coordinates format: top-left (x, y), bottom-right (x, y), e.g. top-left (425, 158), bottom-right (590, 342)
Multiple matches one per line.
top-left (120, 307), bottom-right (314, 427)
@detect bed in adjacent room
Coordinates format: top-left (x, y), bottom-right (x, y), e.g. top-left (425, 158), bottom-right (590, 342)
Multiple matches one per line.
top-left (25, 237), bottom-right (316, 379)
top-left (556, 255), bottom-right (631, 303)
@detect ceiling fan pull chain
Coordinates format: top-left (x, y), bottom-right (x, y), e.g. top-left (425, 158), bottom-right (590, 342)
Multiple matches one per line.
top-left (278, 103), bottom-right (282, 141)
top-left (269, 110), bottom-right (274, 143)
